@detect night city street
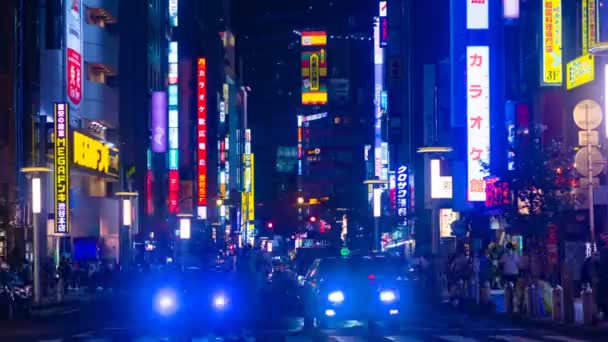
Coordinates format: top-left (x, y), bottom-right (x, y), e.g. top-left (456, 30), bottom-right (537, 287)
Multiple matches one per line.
top-left (3, 0), bottom-right (608, 341)
top-left (1, 296), bottom-right (606, 342)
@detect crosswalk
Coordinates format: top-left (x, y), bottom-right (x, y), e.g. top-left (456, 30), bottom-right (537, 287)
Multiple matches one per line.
top-left (36, 334), bottom-right (592, 342)
top-left (327, 335), bottom-right (589, 342)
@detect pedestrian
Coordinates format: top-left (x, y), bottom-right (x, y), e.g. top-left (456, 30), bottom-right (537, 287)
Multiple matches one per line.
top-left (499, 243), bottom-right (520, 287)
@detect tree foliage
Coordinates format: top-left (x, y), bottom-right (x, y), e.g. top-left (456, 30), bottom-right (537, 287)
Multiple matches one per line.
top-left (498, 134), bottom-right (579, 230)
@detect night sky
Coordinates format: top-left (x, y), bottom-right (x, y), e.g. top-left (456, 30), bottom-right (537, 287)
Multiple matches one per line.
top-left (232, 0), bottom-right (375, 204)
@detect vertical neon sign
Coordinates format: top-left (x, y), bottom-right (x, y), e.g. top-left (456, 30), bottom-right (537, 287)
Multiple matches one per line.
top-left (197, 58), bottom-right (208, 220)
top-left (54, 103), bottom-right (70, 234)
top-left (168, 40), bottom-right (179, 214)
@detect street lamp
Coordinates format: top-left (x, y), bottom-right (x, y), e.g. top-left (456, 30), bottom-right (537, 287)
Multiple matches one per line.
top-left (417, 146), bottom-right (453, 255)
top-left (364, 178), bottom-right (388, 252)
top-left (20, 166), bottom-right (51, 304)
top-left (297, 196), bottom-right (305, 205)
top-left (115, 191), bottom-right (138, 267)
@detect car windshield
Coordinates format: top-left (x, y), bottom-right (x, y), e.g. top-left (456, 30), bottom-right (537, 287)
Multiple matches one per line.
top-left (317, 256), bottom-right (408, 279)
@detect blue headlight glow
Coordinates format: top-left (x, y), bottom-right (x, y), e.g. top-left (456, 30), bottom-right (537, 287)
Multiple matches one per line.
top-left (213, 293), bottom-right (228, 309)
top-left (327, 290), bottom-right (345, 303)
top-left (380, 290), bottom-right (397, 303)
top-left (154, 289), bottom-right (178, 316)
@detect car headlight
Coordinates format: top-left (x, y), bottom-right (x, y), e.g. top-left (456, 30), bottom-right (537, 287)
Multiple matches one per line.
top-left (213, 293), bottom-right (228, 310)
top-left (155, 289), bottom-right (178, 316)
top-left (380, 290), bottom-right (397, 303)
top-left (328, 290), bottom-right (345, 303)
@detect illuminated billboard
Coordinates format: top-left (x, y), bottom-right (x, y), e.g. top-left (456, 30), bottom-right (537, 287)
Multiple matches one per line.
top-left (65, 0), bottom-right (82, 111)
top-left (301, 31), bottom-right (328, 105)
top-left (301, 31), bottom-right (327, 47)
top-left (169, 0), bottom-right (178, 27)
top-left (466, 0), bottom-right (488, 29)
top-left (168, 41), bottom-right (179, 214)
top-left (466, 46), bottom-right (490, 202)
top-left (54, 103), bottom-right (70, 234)
top-left (379, 1), bottom-right (388, 47)
top-left (396, 165), bottom-right (408, 218)
top-left (566, 54), bottom-right (595, 90)
top-left (541, 0), bottom-right (562, 86)
top-left (151, 92), bottom-right (167, 152)
top-left (197, 58), bottom-right (208, 215)
top-left (73, 131), bottom-right (119, 177)
top-left (588, 0), bottom-right (597, 49)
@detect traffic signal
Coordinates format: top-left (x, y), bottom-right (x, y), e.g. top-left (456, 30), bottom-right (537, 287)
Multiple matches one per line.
top-left (309, 216), bottom-right (316, 223)
top-left (267, 221), bottom-right (274, 229)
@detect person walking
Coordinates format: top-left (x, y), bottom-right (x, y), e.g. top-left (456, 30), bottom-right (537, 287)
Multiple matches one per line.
top-left (500, 243), bottom-right (520, 286)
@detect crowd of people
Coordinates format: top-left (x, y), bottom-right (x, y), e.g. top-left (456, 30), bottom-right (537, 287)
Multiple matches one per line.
top-left (442, 239), bottom-right (608, 320)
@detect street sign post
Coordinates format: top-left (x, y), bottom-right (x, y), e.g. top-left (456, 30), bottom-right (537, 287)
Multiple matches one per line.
top-left (573, 99), bottom-right (604, 251)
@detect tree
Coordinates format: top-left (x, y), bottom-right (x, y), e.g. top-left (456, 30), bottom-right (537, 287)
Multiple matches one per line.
top-left (500, 135), bottom-right (579, 232)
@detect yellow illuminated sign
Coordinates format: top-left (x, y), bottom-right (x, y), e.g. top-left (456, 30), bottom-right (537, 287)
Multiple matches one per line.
top-left (582, 0), bottom-right (589, 54)
top-left (73, 131), bottom-right (119, 177)
top-left (248, 154), bottom-right (254, 221)
top-left (542, 0), bottom-right (562, 86)
top-left (566, 54), bottom-right (595, 90)
top-left (54, 103), bottom-right (70, 234)
top-left (241, 154), bottom-right (255, 222)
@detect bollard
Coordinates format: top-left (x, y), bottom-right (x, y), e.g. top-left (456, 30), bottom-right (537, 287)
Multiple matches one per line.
top-left (531, 283), bottom-right (540, 317)
top-left (582, 283), bottom-right (595, 325)
top-left (525, 285), bottom-right (534, 317)
top-left (57, 277), bottom-right (64, 303)
top-left (505, 282), bottom-right (514, 314)
top-left (480, 281), bottom-right (491, 305)
top-left (552, 285), bottom-right (563, 322)
top-left (472, 278), bottom-right (480, 305)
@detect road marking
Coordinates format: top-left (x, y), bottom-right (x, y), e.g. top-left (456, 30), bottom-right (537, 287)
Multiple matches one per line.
top-left (286, 337), bottom-right (314, 342)
top-left (438, 336), bottom-right (480, 342)
top-left (330, 336), bottom-right (367, 342)
top-left (71, 331), bottom-right (94, 338)
top-left (544, 337), bottom-right (589, 342)
top-left (491, 336), bottom-right (542, 342)
top-left (386, 336), bottom-right (425, 342)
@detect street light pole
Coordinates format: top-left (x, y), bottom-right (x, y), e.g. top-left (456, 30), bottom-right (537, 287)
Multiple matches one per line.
top-left (21, 166), bottom-right (51, 305)
top-left (240, 86), bottom-right (251, 245)
top-left (116, 192), bottom-right (138, 268)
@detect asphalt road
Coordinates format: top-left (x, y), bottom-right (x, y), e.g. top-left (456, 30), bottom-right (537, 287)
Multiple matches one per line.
top-left (0, 297), bottom-right (603, 341)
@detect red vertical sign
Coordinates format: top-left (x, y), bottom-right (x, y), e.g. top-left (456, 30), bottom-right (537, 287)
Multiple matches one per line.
top-left (197, 58), bottom-right (208, 206)
top-left (168, 170), bottom-right (179, 213)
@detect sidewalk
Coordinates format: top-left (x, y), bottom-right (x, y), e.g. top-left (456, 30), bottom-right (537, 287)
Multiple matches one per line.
top-left (451, 297), bottom-right (608, 340)
top-left (33, 288), bottom-right (100, 310)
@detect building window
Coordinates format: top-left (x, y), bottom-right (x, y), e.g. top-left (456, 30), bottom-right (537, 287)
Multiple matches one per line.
top-left (86, 7), bottom-right (117, 28)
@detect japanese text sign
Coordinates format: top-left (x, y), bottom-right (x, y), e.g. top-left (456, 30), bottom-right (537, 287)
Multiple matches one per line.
top-left (54, 103), bottom-right (70, 234)
top-left (542, 0), bottom-right (563, 86)
top-left (466, 46), bottom-right (490, 202)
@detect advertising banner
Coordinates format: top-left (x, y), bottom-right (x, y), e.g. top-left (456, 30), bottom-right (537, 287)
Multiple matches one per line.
top-left (197, 58), bottom-right (208, 207)
top-left (54, 103), bottom-right (70, 234)
top-left (583, 0), bottom-right (589, 54)
top-left (65, 0), bottom-right (83, 113)
top-left (72, 130), bottom-right (119, 177)
top-left (151, 92), bottom-right (167, 152)
top-left (466, 46), bottom-right (490, 202)
top-left (566, 54), bottom-right (595, 90)
top-left (466, 0), bottom-right (489, 29)
top-left (301, 49), bottom-right (328, 105)
top-left (169, 0), bottom-right (178, 27)
top-left (541, 0), bottom-right (563, 86)
top-left (396, 165), bottom-right (408, 218)
top-left (379, 1), bottom-right (388, 47)
top-left (301, 31), bottom-right (327, 47)
top-left (301, 31), bottom-right (328, 105)
top-left (588, 0), bottom-right (597, 48)
top-left (168, 170), bottom-right (179, 214)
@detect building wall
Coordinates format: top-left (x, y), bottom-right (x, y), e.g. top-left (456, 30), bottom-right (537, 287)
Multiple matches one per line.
top-left (82, 0), bottom-right (120, 128)
top-left (0, 0), bottom-right (16, 258)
